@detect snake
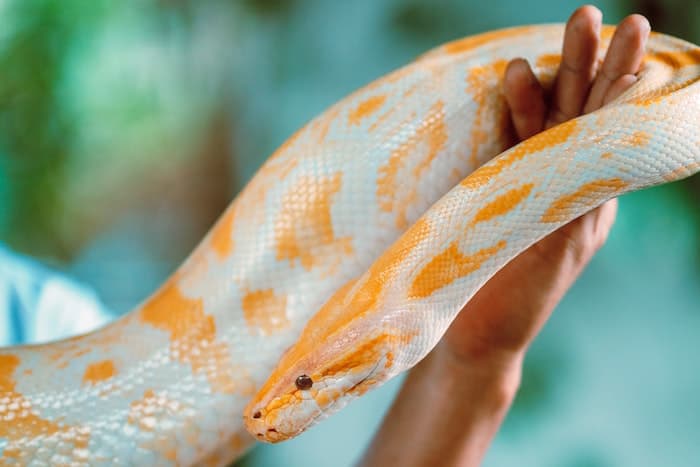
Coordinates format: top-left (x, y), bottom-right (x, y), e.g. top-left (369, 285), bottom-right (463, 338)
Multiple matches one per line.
top-left (0, 23), bottom-right (698, 466)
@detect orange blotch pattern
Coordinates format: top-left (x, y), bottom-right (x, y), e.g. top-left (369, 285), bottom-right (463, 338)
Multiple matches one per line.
top-left (0, 353), bottom-right (21, 393)
top-left (541, 178), bottom-right (629, 223)
top-left (0, 354), bottom-right (91, 462)
top-left (348, 95), bottom-right (387, 125)
top-left (251, 278), bottom-right (360, 408)
top-left (536, 53), bottom-right (561, 69)
top-left (209, 206), bottom-right (237, 258)
top-left (464, 59), bottom-right (510, 167)
top-left (620, 130), bottom-right (651, 147)
top-left (634, 73), bottom-right (700, 107)
top-left (125, 389), bottom-right (218, 464)
top-left (376, 100), bottom-right (447, 229)
top-left (600, 25), bottom-right (616, 42)
top-left (308, 217), bottom-right (432, 338)
top-left (313, 333), bottom-right (401, 381)
top-left (368, 106), bottom-right (398, 133)
top-left (241, 289), bottom-right (290, 335)
top-left (127, 389), bottom-right (185, 433)
top-left (648, 49), bottom-right (700, 69)
top-left (82, 359), bottom-right (117, 386)
top-left (411, 101), bottom-right (449, 177)
top-left (664, 161), bottom-right (700, 182)
top-left (470, 183), bottom-right (534, 226)
top-left (47, 343), bottom-right (92, 370)
top-left (274, 172), bottom-right (354, 271)
top-left (312, 106), bottom-right (341, 143)
top-left (138, 280), bottom-right (242, 394)
top-left (0, 355), bottom-right (61, 440)
top-left (462, 119), bottom-right (579, 189)
top-left (410, 240), bottom-right (507, 299)
top-left (313, 334), bottom-right (406, 404)
top-left (139, 280), bottom-right (206, 341)
top-left (257, 334), bottom-right (404, 428)
top-left (251, 219), bottom-right (432, 406)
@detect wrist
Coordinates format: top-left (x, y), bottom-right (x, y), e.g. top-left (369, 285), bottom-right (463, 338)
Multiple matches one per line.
top-left (360, 347), bottom-right (523, 467)
top-left (424, 342), bottom-right (523, 411)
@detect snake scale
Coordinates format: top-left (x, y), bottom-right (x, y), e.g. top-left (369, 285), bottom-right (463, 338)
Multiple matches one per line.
top-left (0, 23), bottom-right (698, 466)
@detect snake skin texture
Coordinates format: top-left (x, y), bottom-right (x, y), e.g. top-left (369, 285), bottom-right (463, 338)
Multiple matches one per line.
top-left (1, 24), bottom-right (699, 466)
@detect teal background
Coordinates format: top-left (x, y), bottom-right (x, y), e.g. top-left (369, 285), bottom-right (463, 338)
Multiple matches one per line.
top-left (0, 1), bottom-right (698, 466)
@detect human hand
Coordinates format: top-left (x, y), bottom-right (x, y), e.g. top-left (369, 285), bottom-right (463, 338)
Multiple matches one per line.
top-left (361, 6), bottom-right (650, 466)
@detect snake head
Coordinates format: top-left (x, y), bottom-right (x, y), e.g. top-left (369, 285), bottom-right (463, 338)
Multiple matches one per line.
top-left (244, 279), bottom-right (405, 442)
top-left (243, 326), bottom-right (395, 442)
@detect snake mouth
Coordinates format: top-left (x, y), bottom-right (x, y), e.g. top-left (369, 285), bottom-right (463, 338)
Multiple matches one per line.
top-left (254, 426), bottom-right (290, 443)
top-left (297, 359), bottom-right (382, 434)
top-left (248, 359), bottom-right (382, 443)
top-left (245, 409), bottom-right (293, 443)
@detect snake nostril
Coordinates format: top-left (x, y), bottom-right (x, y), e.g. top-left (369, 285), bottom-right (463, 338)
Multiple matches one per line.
top-left (253, 411), bottom-right (261, 419)
top-left (267, 428), bottom-right (277, 433)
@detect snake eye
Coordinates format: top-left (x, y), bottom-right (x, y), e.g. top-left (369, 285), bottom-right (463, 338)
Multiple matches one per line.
top-left (295, 374), bottom-right (313, 390)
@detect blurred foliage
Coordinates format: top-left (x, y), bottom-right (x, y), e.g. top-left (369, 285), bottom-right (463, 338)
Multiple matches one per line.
top-left (242, 0), bottom-right (298, 17)
top-left (0, 1), bottom-right (106, 257)
top-left (0, 0), bottom-right (236, 260)
top-left (634, 0), bottom-right (700, 42)
top-left (390, 0), bottom-right (471, 43)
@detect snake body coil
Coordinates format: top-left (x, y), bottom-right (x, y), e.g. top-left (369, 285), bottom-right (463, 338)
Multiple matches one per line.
top-left (1, 24), bottom-right (698, 466)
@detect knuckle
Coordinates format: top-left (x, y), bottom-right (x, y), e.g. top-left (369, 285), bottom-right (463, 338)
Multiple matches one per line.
top-left (532, 217), bottom-right (604, 268)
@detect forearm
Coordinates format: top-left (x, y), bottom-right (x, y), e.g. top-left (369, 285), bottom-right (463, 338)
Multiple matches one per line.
top-left (359, 348), bottom-right (522, 467)
top-left (360, 7), bottom-right (647, 466)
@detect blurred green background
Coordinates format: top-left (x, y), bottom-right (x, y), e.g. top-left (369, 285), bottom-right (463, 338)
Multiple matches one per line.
top-left (1, 0), bottom-right (698, 466)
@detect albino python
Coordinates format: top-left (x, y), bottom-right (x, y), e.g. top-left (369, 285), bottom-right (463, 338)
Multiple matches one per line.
top-left (1, 23), bottom-right (699, 466)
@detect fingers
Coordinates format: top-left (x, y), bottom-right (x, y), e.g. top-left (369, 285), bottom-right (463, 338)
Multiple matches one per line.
top-left (591, 199), bottom-right (618, 250)
top-left (547, 5), bottom-right (602, 127)
top-left (583, 14), bottom-right (650, 113)
top-left (503, 58), bottom-right (546, 140)
top-left (602, 74), bottom-right (640, 105)
top-left (505, 9), bottom-right (650, 136)
top-left (536, 199), bottom-right (618, 268)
